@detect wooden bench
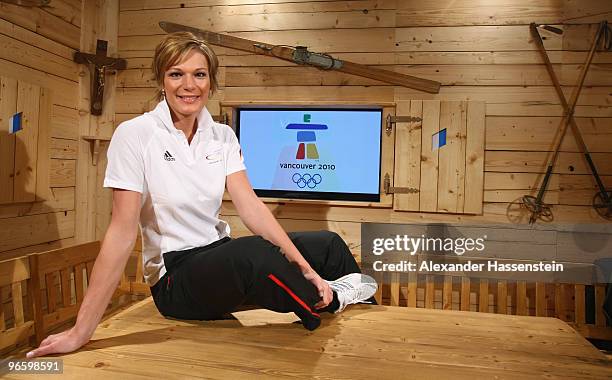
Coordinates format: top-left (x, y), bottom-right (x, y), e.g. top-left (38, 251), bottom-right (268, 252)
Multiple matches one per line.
top-left (375, 274), bottom-right (612, 341)
top-left (0, 241), bottom-right (133, 355)
top-left (0, 256), bottom-right (34, 354)
top-left (362, 222), bottom-right (612, 341)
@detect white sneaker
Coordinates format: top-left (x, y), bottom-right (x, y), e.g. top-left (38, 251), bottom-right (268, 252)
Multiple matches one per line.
top-left (327, 273), bottom-right (378, 313)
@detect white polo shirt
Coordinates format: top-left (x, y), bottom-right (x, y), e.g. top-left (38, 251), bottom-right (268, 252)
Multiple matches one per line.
top-left (104, 100), bottom-right (246, 286)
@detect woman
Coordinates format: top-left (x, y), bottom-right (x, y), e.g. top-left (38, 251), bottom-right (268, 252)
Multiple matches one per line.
top-left (27, 32), bottom-right (376, 358)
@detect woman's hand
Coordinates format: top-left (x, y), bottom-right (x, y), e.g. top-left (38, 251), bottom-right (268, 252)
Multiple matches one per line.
top-left (26, 327), bottom-right (90, 358)
top-left (303, 270), bottom-right (333, 309)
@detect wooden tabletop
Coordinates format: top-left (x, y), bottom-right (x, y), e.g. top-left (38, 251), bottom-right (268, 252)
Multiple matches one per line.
top-left (5, 297), bottom-right (612, 379)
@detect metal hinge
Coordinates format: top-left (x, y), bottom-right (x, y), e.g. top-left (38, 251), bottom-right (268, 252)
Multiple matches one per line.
top-left (383, 174), bottom-right (419, 194)
top-left (385, 114), bottom-right (423, 136)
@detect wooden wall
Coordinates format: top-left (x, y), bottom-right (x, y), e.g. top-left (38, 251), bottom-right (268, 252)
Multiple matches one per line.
top-left (0, 1), bottom-right (81, 260)
top-left (0, 0), bottom-right (122, 261)
top-left (114, 0), bottom-right (612, 261)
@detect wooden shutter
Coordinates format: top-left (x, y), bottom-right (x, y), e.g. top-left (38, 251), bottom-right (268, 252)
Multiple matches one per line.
top-left (0, 76), bottom-right (51, 204)
top-left (393, 100), bottom-right (485, 214)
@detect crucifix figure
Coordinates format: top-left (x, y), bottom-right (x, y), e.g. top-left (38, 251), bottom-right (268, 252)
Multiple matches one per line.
top-left (74, 40), bottom-right (126, 115)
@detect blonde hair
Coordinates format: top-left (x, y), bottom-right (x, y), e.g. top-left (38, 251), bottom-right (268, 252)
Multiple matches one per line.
top-left (152, 32), bottom-right (219, 101)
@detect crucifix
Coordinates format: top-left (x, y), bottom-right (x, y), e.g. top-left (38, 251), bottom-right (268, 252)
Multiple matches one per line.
top-left (74, 40), bottom-right (126, 115)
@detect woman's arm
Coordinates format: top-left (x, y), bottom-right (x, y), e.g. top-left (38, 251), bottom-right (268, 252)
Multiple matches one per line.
top-left (226, 171), bottom-right (332, 307)
top-left (27, 189), bottom-right (141, 358)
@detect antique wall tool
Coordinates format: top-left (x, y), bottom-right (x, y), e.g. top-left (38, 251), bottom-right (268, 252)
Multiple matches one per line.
top-left (523, 21), bottom-right (611, 223)
top-left (159, 21), bottom-right (441, 93)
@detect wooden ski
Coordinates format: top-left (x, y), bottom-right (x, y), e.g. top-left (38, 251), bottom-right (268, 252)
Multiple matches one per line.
top-left (159, 21), bottom-right (441, 94)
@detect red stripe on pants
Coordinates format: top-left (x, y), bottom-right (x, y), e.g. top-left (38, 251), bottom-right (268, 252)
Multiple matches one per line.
top-left (267, 274), bottom-right (320, 318)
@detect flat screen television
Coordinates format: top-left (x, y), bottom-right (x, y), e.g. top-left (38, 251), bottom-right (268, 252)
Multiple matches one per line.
top-left (235, 106), bottom-right (382, 202)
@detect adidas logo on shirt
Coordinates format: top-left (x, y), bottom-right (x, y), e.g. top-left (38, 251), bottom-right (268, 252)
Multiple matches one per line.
top-left (163, 151), bottom-right (175, 161)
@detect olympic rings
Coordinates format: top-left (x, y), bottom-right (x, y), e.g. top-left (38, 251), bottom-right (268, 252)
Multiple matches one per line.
top-left (292, 173), bottom-right (322, 189)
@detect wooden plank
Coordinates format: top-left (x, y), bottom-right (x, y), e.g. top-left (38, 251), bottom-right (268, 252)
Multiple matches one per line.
top-left (437, 101), bottom-right (463, 213)
top-left (484, 172), bottom-right (560, 191)
top-left (443, 276), bottom-right (452, 310)
top-left (464, 102), bottom-right (485, 214)
top-left (574, 284), bottom-right (585, 325)
top-left (516, 281), bottom-right (528, 316)
top-left (554, 284), bottom-right (567, 321)
top-left (425, 275), bottom-right (435, 309)
top-left (373, 271), bottom-right (382, 305)
top-left (120, 6), bottom-right (394, 36)
top-left (50, 105), bottom-right (79, 140)
top-left (49, 159), bottom-right (76, 187)
top-left (0, 33), bottom-right (78, 81)
top-left (130, 281), bottom-right (151, 296)
top-left (390, 273), bottom-right (400, 306)
top-left (11, 281), bottom-right (24, 325)
top-left (457, 102), bottom-right (468, 213)
top-left (484, 189), bottom-right (558, 205)
top-left (407, 270), bottom-right (417, 307)
top-left (119, 28), bottom-right (395, 53)
top-left (485, 151), bottom-right (612, 175)
top-left (74, 0), bottom-right (97, 244)
top-left (487, 104), bottom-right (612, 118)
top-left (0, 1), bottom-right (80, 49)
top-left (419, 100), bottom-right (440, 212)
top-left (74, 263), bottom-right (85, 303)
top-left (60, 268), bottom-right (71, 307)
top-left (397, 0), bottom-right (561, 26)
top-left (0, 256), bottom-right (29, 288)
top-left (45, 271), bottom-right (57, 314)
top-left (0, 211), bottom-right (75, 253)
top-left (35, 88), bottom-right (52, 202)
top-left (486, 116), bottom-right (612, 153)
top-left (13, 81), bottom-right (40, 202)
top-left (0, 58), bottom-right (77, 109)
top-left (0, 18), bottom-right (75, 61)
top-left (134, 249), bottom-right (144, 283)
top-left (478, 279), bottom-right (488, 313)
top-left (559, 174), bottom-right (612, 206)
top-left (0, 76), bottom-right (17, 203)
top-left (26, 254), bottom-right (43, 344)
top-left (460, 277), bottom-right (470, 311)
top-left (121, 0), bottom-right (397, 11)
top-left (49, 138), bottom-right (78, 159)
top-left (401, 85), bottom-right (610, 106)
top-left (36, 241), bottom-right (100, 275)
top-left (43, 0), bottom-right (81, 29)
top-left (562, 0), bottom-right (612, 22)
top-left (0, 187), bottom-right (75, 219)
top-left (393, 100), bottom-right (421, 211)
top-left (395, 25), bottom-right (562, 52)
top-left (536, 283), bottom-right (547, 317)
top-left (0, 321), bottom-right (34, 351)
top-left (497, 280), bottom-right (507, 314)
top-left (42, 302), bottom-right (80, 332)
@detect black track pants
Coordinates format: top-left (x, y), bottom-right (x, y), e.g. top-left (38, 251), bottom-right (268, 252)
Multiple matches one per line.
top-left (150, 230), bottom-right (362, 330)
